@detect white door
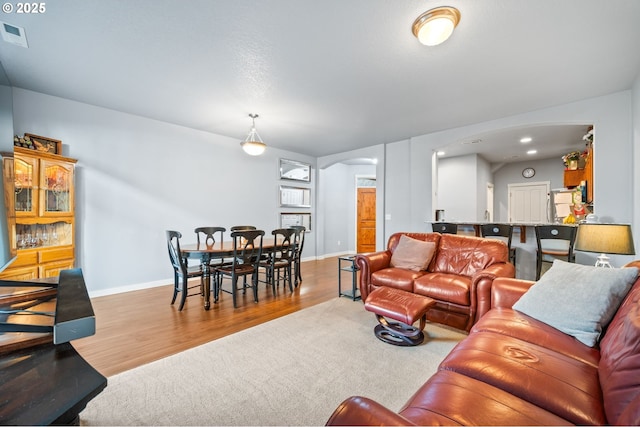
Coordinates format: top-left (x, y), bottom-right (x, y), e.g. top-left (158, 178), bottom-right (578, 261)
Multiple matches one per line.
top-left (508, 182), bottom-right (550, 223)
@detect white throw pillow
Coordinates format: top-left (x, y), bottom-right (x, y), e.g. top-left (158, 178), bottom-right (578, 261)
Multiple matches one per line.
top-left (390, 235), bottom-right (436, 272)
top-left (512, 260), bottom-right (638, 347)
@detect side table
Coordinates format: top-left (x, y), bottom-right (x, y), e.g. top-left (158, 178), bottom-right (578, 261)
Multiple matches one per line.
top-left (338, 256), bottom-right (360, 301)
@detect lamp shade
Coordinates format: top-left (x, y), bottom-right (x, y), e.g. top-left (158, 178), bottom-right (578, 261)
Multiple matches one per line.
top-left (241, 114), bottom-right (266, 156)
top-left (574, 223), bottom-right (635, 255)
top-left (241, 139), bottom-right (266, 156)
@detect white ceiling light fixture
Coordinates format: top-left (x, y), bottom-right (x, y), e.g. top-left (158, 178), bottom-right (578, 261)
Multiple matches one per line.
top-left (241, 113), bottom-right (266, 156)
top-left (520, 137), bottom-right (533, 143)
top-left (412, 6), bottom-right (461, 46)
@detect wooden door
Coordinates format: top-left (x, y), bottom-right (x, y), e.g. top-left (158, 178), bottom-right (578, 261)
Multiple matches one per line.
top-left (357, 188), bottom-right (376, 253)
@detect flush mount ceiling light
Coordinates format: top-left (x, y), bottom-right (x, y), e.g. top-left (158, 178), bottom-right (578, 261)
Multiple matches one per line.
top-left (241, 113), bottom-right (266, 156)
top-left (412, 6), bottom-right (460, 46)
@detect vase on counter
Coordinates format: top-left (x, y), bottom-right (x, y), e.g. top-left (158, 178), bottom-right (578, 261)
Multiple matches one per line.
top-left (577, 158), bottom-right (586, 169)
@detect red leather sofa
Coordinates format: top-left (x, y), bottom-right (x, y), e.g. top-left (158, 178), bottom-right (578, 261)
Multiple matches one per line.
top-left (327, 260), bottom-right (640, 426)
top-left (356, 232), bottom-right (515, 332)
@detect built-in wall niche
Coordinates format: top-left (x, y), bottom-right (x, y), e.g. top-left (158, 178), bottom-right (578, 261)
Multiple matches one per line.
top-left (280, 212), bottom-right (311, 231)
top-left (279, 185), bottom-right (311, 208)
top-left (279, 158), bottom-right (311, 182)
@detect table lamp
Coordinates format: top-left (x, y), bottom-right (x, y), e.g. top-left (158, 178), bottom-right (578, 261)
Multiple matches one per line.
top-left (574, 223), bottom-right (636, 268)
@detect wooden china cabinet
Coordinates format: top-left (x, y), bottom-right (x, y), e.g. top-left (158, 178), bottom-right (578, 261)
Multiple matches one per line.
top-left (0, 147), bottom-right (77, 280)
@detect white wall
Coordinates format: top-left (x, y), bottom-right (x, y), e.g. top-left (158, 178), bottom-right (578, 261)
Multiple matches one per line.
top-left (318, 163), bottom-right (350, 256)
top-left (476, 156), bottom-right (491, 221)
top-left (318, 161), bottom-right (377, 256)
top-left (437, 154), bottom-right (477, 222)
top-left (12, 88), bottom-right (316, 295)
top-left (383, 140), bottom-right (412, 236)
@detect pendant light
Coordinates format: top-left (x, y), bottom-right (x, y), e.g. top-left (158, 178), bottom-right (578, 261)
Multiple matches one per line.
top-left (412, 6), bottom-right (460, 46)
top-left (241, 113), bottom-right (267, 156)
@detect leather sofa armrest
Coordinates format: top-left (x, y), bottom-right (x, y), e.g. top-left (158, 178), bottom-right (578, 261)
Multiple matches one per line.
top-left (491, 277), bottom-right (535, 309)
top-left (471, 262), bottom-right (516, 324)
top-left (356, 251), bottom-right (391, 301)
top-left (326, 396), bottom-right (416, 426)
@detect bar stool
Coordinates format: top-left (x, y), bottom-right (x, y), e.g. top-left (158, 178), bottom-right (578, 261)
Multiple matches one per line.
top-left (480, 224), bottom-right (516, 266)
top-left (535, 225), bottom-right (577, 280)
top-left (431, 222), bottom-right (458, 234)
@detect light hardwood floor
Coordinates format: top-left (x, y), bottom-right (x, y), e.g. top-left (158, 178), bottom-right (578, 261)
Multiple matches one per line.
top-left (74, 256), bottom-right (357, 377)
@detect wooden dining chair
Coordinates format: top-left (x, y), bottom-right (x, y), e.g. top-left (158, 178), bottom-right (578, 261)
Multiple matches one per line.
top-left (290, 225), bottom-right (306, 287)
top-left (166, 230), bottom-right (204, 311)
top-left (195, 226), bottom-right (226, 247)
top-left (195, 226), bottom-right (227, 268)
top-left (535, 225), bottom-right (577, 280)
top-left (480, 224), bottom-right (516, 266)
top-left (260, 228), bottom-right (296, 293)
top-left (230, 225), bottom-right (257, 232)
top-left (214, 229), bottom-right (265, 308)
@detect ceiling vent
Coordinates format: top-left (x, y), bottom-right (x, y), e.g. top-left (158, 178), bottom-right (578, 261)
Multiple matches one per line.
top-left (1, 22), bottom-right (28, 48)
top-left (462, 139), bottom-right (482, 145)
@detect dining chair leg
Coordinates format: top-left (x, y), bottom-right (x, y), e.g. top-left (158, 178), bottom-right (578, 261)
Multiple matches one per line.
top-left (252, 270), bottom-right (259, 303)
top-left (231, 275), bottom-right (238, 308)
top-left (536, 256), bottom-right (542, 280)
top-left (295, 260), bottom-right (302, 287)
top-left (212, 271), bottom-right (219, 303)
top-left (287, 264), bottom-right (293, 292)
top-left (178, 278), bottom-right (188, 311)
top-left (171, 273), bottom-right (179, 305)
top-left (213, 272), bottom-right (219, 303)
top-left (269, 265), bottom-right (276, 293)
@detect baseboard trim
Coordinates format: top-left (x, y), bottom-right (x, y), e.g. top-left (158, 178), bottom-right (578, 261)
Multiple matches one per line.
top-left (89, 279), bottom-right (170, 298)
top-left (317, 251), bottom-right (355, 260)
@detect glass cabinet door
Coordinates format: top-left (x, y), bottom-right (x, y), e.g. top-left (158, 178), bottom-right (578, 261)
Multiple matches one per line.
top-left (39, 159), bottom-right (74, 216)
top-left (14, 155), bottom-right (38, 216)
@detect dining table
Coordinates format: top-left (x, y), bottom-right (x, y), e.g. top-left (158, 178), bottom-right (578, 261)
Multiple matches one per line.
top-left (181, 237), bottom-right (281, 310)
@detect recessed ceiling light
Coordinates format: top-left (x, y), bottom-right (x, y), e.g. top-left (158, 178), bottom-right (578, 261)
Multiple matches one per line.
top-left (520, 137), bottom-right (532, 143)
top-left (527, 149), bottom-right (537, 155)
top-left (437, 151), bottom-right (445, 156)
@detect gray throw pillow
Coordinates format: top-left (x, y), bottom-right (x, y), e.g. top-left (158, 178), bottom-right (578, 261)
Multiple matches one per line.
top-left (390, 235), bottom-right (436, 272)
top-left (512, 260), bottom-right (638, 347)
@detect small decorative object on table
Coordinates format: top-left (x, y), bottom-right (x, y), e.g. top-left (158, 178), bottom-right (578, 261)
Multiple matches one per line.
top-left (562, 150), bottom-right (582, 170)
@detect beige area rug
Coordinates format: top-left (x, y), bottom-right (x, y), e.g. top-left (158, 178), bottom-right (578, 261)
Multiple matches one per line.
top-left (80, 297), bottom-right (466, 426)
